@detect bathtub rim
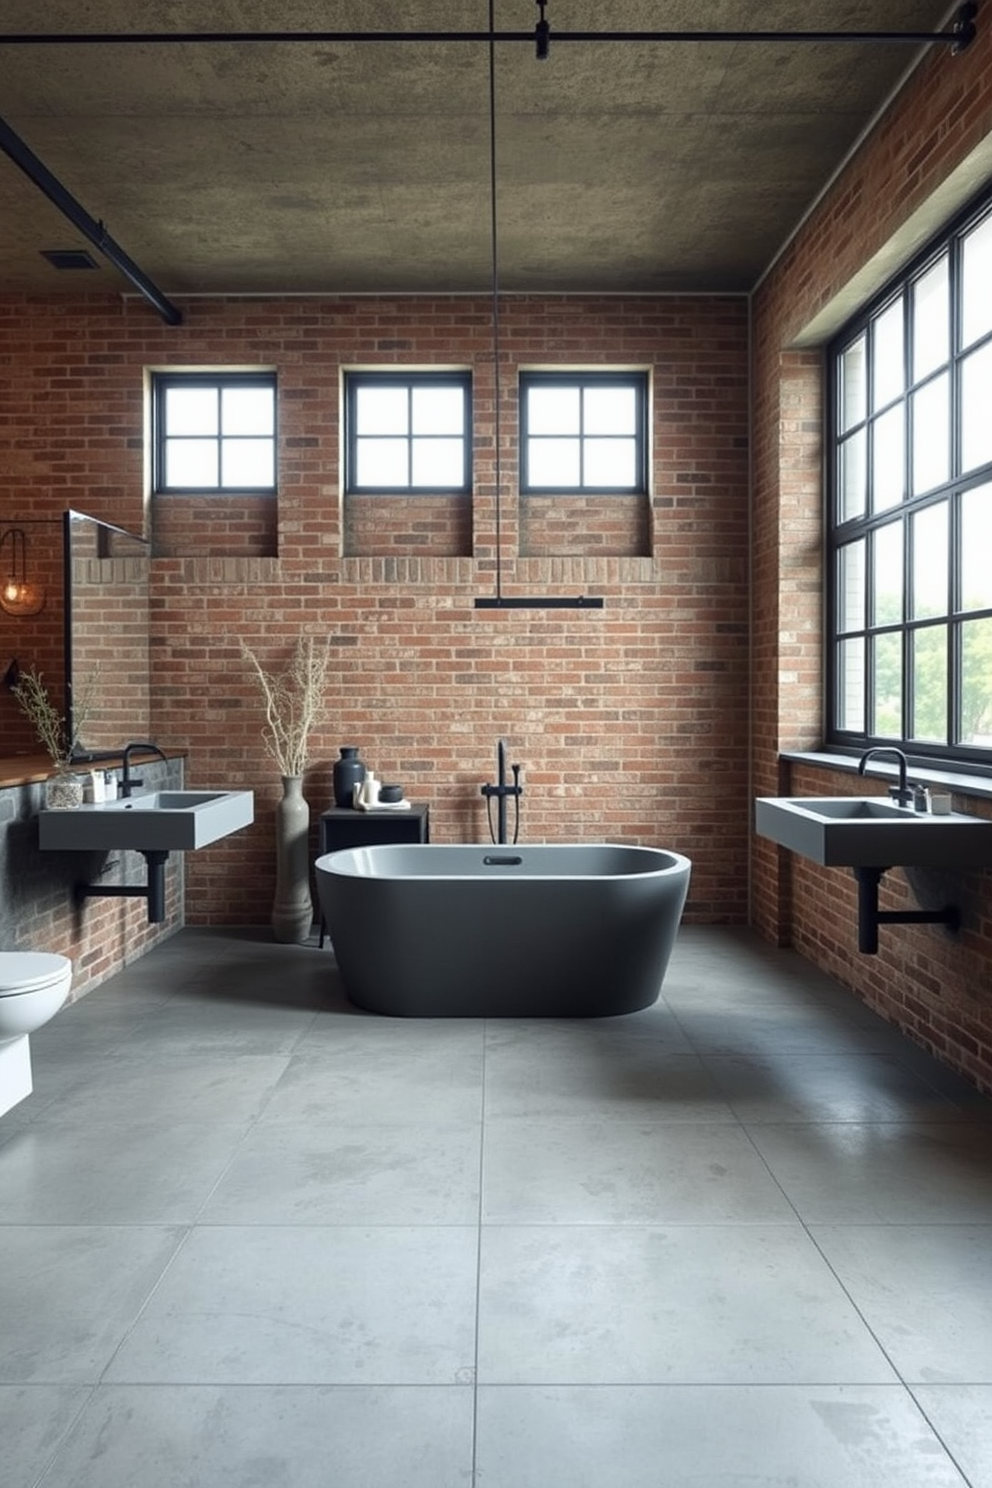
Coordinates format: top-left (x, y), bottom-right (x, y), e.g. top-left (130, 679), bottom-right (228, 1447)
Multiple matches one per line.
top-left (314, 841), bottom-right (691, 883)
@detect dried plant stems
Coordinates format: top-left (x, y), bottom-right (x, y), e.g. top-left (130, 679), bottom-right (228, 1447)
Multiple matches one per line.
top-left (12, 665), bottom-right (100, 767)
top-left (241, 637), bottom-right (331, 778)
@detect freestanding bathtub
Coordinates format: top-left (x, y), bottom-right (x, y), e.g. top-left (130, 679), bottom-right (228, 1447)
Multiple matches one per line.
top-left (314, 843), bottom-right (691, 1017)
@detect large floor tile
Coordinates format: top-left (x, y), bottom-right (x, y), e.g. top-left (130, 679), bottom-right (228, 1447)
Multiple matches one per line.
top-left (29, 1053), bottom-right (291, 1128)
top-left (475, 1384), bottom-right (967, 1488)
top-left (482, 1026), bottom-right (731, 1120)
top-left (750, 1123), bottom-right (992, 1223)
top-left (913, 1385), bottom-right (992, 1486)
top-left (0, 1117), bottom-right (249, 1224)
top-left (705, 1052), bottom-right (963, 1125)
top-left (477, 1224), bottom-right (895, 1385)
top-left (812, 1225), bottom-right (992, 1383)
top-left (0, 1384), bottom-right (93, 1488)
top-left (482, 1118), bottom-right (796, 1223)
top-left (105, 1225), bottom-right (478, 1385)
top-left (39, 1384), bottom-right (474, 1488)
top-left (200, 1119), bottom-right (481, 1225)
top-left (0, 1226), bottom-right (183, 1383)
top-left (258, 1041), bottom-right (485, 1125)
top-left (668, 1004), bottom-right (906, 1058)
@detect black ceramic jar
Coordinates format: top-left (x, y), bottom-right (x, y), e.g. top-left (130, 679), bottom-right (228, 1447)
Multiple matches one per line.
top-left (332, 746), bottom-right (366, 807)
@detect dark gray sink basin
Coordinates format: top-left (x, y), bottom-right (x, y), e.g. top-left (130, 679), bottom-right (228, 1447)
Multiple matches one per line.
top-left (39, 789), bottom-right (254, 853)
top-left (754, 796), bottom-right (992, 868)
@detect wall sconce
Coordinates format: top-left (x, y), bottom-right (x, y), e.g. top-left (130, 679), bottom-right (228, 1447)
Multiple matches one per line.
top-left (0, 528), bottom-right (46, 617)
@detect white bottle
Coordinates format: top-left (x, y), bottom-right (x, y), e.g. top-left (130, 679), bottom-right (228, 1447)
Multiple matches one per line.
top-left (103, 770), bottom-right (118, 801)
top-left (90, 769), bottom-right (106, 803)
top-left (362, 771), bottom-right (379, 807)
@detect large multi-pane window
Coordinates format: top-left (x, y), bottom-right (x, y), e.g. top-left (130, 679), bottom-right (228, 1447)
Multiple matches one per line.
top-left (520, 371), bottom-right (648, 493)
top-left (153, 373), bottom-right (276, 492)
top-left (344, 372), bottom-right (472, 493)
top-left (828, 194), bottom-right (992, 761)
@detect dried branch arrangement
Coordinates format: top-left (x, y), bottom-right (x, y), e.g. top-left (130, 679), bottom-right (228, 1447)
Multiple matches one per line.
top-left (12, 665), bottom-right (99, 767)
top-left (241, 637), bottom-right (332, 778)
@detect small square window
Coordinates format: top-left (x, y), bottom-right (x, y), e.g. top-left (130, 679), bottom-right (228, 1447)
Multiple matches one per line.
top-left (153, 373), bottom-right (276, 493)
top-left (345, 372), bottom-right (472, 493)
top-left (520, 372), bottom-right (648, 494)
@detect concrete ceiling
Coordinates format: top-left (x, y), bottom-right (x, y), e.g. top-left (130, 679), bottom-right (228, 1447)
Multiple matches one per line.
top-left (0, 1), bottom-right (963, 304)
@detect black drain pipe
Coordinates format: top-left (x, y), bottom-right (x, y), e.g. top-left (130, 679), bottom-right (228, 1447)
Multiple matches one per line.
top-left (0, 113), bottom-right (182, 326)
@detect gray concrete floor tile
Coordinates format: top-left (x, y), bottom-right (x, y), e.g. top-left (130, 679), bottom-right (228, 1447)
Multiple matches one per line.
top-left (0, 1384), bottom-right (92, 1488)
top-left (475, 1384), bottom-right (969, 1488)
top-left (39, 1384), bottom-right (475, 1488)
top-left (912, 1385), bottom-right (992, 1485)
top-left (477, 1224), bottom-right (896, 1385)
top-left (105, 1225), bottom-right (479, 1385)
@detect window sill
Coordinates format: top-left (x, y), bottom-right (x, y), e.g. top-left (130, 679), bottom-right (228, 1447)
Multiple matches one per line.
top-left (781, 750), bottom-right (992, 804)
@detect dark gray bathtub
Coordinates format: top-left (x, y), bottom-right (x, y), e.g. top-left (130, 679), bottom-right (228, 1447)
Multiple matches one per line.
top-left (314, 843), bottom-right (691, 1017)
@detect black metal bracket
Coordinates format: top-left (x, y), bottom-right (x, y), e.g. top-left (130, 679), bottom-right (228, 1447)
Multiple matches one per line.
top-left (852, 866), bottom-right (960, 955)
top-left (77, 849), bottom-right (171, 924)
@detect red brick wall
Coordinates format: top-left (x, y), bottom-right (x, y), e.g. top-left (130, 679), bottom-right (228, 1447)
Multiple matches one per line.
top-left (752, 22), bottom-right (992, 1089)
top-left (0, 292), bottom-right (751, 940)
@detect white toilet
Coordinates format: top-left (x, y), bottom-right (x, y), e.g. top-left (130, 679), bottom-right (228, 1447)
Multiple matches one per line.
top-left (0, 952), bottom-right (73, 1118)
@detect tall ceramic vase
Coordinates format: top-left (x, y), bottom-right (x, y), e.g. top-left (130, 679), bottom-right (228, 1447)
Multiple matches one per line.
top-left (271, 775), bottom-right (313, 944)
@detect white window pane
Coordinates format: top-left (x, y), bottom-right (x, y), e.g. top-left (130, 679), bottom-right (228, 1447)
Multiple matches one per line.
top-left (357, 386), bottom-right (408, 435)
top-left (837, 638), bottom-right (865, 731)
top-left (221, 439), bottom-right (274, 489)
top-left (839, 336), bottom-right (866, 432)
top-left (961, 483), bottom-right (992, 611)
top-left (839, 540), bottom-right (865, 633)
top-left (962, 212), bottom-right (992, 349)
top-left (583, 438), bottom-right (637, 487)
top-left (584, 386), bottom-right (636, 435)
top-left (529, 438), bottom-right (580, 487)
top-left (960, 341), bottom-right (992, 474)
top-left (911, 374), bottom-right (949, 494)
top-left (912, 256), bottom-right (949, 380)
top-left (528, 387), bottom-right (580, 435)
top-left (912, 625), bottom-right (947, 742)
top-left (873, 521), bottom-right (903, 625)
top-left (961, 617), bottom-right (992, 745)
top-left (411, 438), bottom-right (464, 487)
top-left (871, 404), bottom-right (904, 512)
top-left (356, 438), bottom-right (407, 486)
top-left (872, 632), bottom-right (903, 737)
top-left (872, 298), bottom-right (904, 410)
top-left (221, 386), bottom-right (274, 436)
top-left (911, 503), bottom-right (947, 620)
top-left (839, 429), bottom-right (866, 520)
top-left (165, 387), bottom-right (217, 436)
top-left (411, 386), bottom-right (463, 435)
top-left (164, 438), bottom-right (217, 487)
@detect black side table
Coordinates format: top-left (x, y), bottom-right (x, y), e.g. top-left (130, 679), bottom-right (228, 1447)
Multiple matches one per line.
top-left (316, 804), bottom-right (430, 947)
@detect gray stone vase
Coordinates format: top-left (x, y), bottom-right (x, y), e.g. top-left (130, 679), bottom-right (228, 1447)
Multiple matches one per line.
top-left (271, 774), bottom-right (313, 944)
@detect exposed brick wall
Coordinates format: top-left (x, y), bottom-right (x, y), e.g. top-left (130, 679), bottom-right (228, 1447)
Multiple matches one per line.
top-left (0, 292), bottom-right (751, 942)
top-left (752, 19), bottom-right (992, 1089)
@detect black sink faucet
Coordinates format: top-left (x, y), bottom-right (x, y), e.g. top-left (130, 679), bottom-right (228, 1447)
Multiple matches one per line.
top-left (857, 746), bottom-right (912, 806)
top-left (120, 742), bottom-right (170, 798)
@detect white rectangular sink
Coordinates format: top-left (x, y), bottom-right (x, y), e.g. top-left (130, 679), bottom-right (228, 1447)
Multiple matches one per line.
top-left (39, 790), bottom-right (254, 853)
top-left (755, 795), bottom-right (992, 868)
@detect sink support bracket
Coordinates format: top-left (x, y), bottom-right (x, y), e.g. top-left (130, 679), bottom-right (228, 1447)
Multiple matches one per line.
top-left (77, 850), bottom-right (170, 923)
top-left (852, 866), bottom-right (960, 954)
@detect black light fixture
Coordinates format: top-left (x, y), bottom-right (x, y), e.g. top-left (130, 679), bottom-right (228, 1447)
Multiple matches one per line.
top-left (535, 0), bottom-right (550, 61)
top-left (474, 0), bottom-right (603, 613)
top-left (0, 528), bottom-right (46, 617)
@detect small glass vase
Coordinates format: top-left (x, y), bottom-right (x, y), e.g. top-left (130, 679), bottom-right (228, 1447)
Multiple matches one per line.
top-left (45, 766), bottom-right (85, 810)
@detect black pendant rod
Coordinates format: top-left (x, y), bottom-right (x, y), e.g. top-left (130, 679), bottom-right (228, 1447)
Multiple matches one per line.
top-left (487, 0), bottom-right (504, 606)
top-left (0, 113), bottom-right (182, 325)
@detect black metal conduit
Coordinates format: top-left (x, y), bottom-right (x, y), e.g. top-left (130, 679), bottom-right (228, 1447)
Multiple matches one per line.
top-left (0, 114), bottom-right (183, 325)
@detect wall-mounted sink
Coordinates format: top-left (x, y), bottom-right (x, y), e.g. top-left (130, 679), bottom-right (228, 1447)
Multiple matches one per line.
top-left (39, 790), bottom-right (254, 853)
top-left (755, 796), bottom-right (992, 868)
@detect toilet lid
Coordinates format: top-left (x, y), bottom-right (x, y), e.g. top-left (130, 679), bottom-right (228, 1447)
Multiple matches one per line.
top-left (0, 952), bottom-right (72, 994)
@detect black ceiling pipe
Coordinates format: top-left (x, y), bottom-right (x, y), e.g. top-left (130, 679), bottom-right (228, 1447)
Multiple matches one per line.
top-left (0, 113), bottom-right (182, 326)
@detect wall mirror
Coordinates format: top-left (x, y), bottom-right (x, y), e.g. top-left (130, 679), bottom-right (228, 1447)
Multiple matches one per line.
top-left (65, 510), bottom-right (150, 752)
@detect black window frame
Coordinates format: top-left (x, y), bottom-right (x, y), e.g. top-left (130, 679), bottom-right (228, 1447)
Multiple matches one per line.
top-left (344, 371), bottom-right (473, 495)
top-left (519, 370), bottom-right (649, 495)
top-left (152, 371), bottom-right (277, 496)
top-left (826, 187), bottom-right (992, 766)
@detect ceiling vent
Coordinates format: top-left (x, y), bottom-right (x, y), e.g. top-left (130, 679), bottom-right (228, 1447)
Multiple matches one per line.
top-left (40, 248), bottom-right (99, 271)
